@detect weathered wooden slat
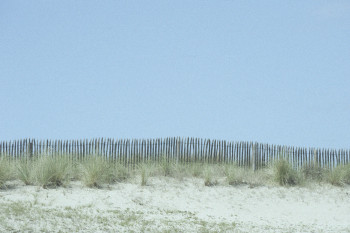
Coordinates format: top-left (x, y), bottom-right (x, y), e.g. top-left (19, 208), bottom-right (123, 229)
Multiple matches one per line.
top-left (1, 137), bottom-right (349, 170)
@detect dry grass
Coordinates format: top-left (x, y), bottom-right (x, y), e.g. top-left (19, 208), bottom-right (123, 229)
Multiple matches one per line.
top-left (301, 164), bottom-right (326, 182)
top-left (137, 163), bottom-right (152, 186)
top-left (273, 159), bottom-right (303, 186)
top-left (202, 164), bottom-right (219, 186)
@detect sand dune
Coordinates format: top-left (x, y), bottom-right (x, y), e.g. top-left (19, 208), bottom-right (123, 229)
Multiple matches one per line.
top-left (1, 177), bottom-right (349, 232)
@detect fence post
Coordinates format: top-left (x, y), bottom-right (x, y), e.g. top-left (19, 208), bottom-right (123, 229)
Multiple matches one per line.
top-left (251, 143), bottom-right (256, 171)
top-left (313, 148), bottom-right (317, 167)
top-left (27, 139), bottom-right (33, 159)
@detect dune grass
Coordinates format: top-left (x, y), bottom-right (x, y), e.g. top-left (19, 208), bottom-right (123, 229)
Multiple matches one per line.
top-left (224, 165), bottom-right (272, 187)
top-left (324, 164), bottom-right (350, 186)
top-left (0, 154), bottom-right (350, 188)
top-left (159, 155), bottom-right (175, 177)
top-left (343, 164), bottom-right (350, 185)
top-left (0, 156), bottom-right (13, 188)
top-left (33, 155), bottom-right (72, 188)
top-left (79, 156), bottom-right (115, 188)
top-left (273, 159), bottom-right (303, 186)
top-left (140, 164), bottom-right (148, 186)
top-left (301, 163), bottom-right (326, 182)
top-left (16, 158), bottom-right (35, 185)
top-left (203, 165), bottom-right (218, 186)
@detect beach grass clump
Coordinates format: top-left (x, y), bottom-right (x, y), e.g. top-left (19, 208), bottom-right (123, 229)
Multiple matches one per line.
top-left (138, 163), bottom-right (151, 186)
top-left (79, 156), bottom-right (114, 188)
top-left (325, 165), bottom-right (349, 186)
top-left (190, 162), bottom-right (204, 177)
top-left (225, 165), bottom-right (253, 186)
top-left (342, 164), bottom-right (350, 185)
top-left (0, 156), bottom-right (13, 188)
top-left (274, 159), bottom-right (302, 186)
top-left (141, 166), bottom-right (148, 186)
top-left (224, 164), bottom-right (273, 187)
top-left (110, 162), bottom-right (130, 183)
top-left (159, 156), bottom-right (175, 177)
top-left (203, 165), bottom-right (218, 186)
top-left (34, 155), bottom-right (71, 188)
top-left (16, 158), bottom-right (35, 185)
top-left (301, 164), bottom-right (325, 182)
top-left (225, 164), bottom-right (245, 185)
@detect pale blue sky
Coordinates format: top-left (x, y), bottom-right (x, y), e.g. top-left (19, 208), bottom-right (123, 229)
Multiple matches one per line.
top-left (1, 1), bottom-right (349, 148)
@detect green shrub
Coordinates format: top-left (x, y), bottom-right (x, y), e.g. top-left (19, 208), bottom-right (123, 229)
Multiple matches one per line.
top-left (274, 159), bottom-right (301, 186)
top-left (34, 155), bottom-right (71, 188)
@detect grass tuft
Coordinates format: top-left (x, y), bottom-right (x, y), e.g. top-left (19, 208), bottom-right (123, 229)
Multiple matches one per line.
top-left (138, 163), bottom-right (150, 186)
top-left (302, 164), bottom-right (325, 182)
top-left (159, 156), bottom-right (174, 177)
top-left (190, 162), bottom-right (203, 177)
top-left (16, 158), bottom-right (35, 185)
top-left (343, 164), bottom-right (350, 185)
top-left (225, 165), bottom-right (249, 186)
top-left (0, 156), bottom-right (12, 188)
top-left (327, 166), bottom-right (344, 186)
top-left (110, 162), bottom-right (130, 183)
top-left (203, 166), bottom-right (218, 186)
top-left (79, 156), bottom-right (114, 188)
top-left (224, 164), bottom-right (273, 187)
top-left (34, 155), bottom-right (71, 188)
top-left (274, 159), bottom-right (302, 186)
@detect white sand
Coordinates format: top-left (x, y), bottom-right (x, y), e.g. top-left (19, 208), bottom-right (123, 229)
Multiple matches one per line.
top-left (1, 177), bottom-right (350, 232)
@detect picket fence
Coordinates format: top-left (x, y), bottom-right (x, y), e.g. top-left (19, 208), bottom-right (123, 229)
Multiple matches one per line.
top-left (0, 137), bottom-right (349, 170)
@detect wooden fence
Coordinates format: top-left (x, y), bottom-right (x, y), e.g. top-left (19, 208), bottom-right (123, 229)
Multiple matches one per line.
top-left (0, 137), bottom-right (349, 170)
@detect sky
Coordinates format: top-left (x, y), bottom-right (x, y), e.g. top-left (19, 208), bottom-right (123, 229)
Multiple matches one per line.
top-left (1, 1), bottom-right (349, 149)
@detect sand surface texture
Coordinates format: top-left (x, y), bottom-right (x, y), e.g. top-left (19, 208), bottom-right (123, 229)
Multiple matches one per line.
top-left (1, 177), bottom-right (349, 232)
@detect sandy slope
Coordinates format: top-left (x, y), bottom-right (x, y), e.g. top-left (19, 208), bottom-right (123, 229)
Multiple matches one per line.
top-left (0, 177), bottom-right (349, 232)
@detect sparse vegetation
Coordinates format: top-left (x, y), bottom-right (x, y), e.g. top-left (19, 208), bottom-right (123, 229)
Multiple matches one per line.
top-left (302, 163), bottom-right (326, 182)
top-left (224, 164), bottom-right (274, 187)
top-left (226, 165), bottom-right (249, 186)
